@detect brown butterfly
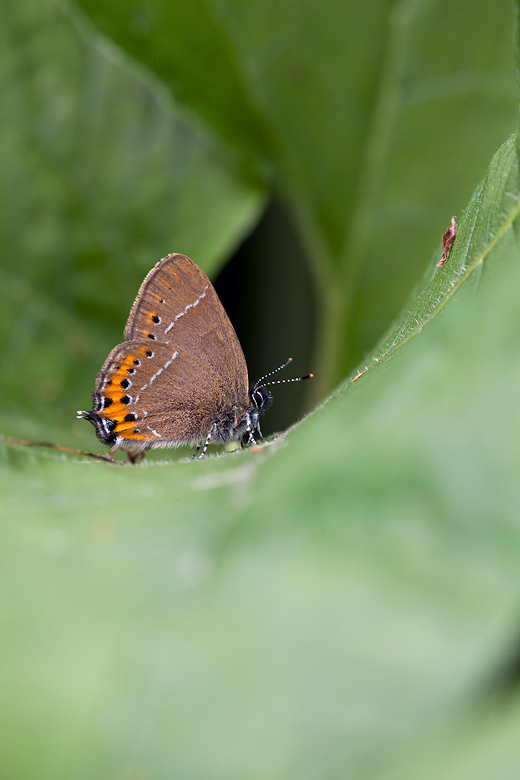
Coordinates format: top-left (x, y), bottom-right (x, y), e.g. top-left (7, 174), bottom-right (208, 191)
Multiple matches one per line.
top-left (78, 253), bottom-right (312, 460)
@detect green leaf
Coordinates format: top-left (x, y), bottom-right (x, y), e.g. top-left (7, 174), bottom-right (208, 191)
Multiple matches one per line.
top-left (3, 1), bottom-right (520, 778)
top-left (345, 132), bottom-right (520, 382)
top-left (3, 125), bottom-right (520, 779)
top-left (0, 0), bottom-right (264, 435)
top-left (76, 0), bottom-right (517, 390)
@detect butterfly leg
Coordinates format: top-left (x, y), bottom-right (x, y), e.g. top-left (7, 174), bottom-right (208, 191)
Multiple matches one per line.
top-left (108, 445), bottom-right (126, 463)
top-left (126, 451), bottom-right (145, 465)
top-left (193, 425), bottom-right (216, 459)
top-left (244, 412), bottom-right (257, 446)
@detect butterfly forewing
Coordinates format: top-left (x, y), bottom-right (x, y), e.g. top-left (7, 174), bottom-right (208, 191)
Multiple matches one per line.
top-left (124, 254), bottom-right (248, 402)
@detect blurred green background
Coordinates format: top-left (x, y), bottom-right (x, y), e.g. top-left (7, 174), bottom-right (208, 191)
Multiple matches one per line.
top-left (3, 0), bottom-right (520, 778)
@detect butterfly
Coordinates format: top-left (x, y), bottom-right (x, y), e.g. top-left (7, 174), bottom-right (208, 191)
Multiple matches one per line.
top-left (78, 253), bottom-right (311, 461)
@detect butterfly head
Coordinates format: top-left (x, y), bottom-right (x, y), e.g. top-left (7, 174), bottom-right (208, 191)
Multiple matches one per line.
top-left (246, 358), bottom-right (313, 437)
top-left (249, 384), bottom-right (273, 415)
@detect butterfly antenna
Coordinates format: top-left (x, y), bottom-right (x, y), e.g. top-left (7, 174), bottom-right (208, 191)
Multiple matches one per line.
top-left (254, 358), bottom-right (313, 390)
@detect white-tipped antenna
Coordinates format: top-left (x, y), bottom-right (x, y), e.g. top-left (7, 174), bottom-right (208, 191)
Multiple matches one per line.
top-left (253, 357), bottom-right (313, 390)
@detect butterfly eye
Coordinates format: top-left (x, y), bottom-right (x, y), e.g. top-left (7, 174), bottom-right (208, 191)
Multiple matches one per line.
top-left (252, 388), bottom-right (271, 410)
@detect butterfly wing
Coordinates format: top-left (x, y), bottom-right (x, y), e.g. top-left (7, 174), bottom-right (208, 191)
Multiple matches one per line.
top-left (86, 341), bottom-right (243, 449)
top-left (82, 254), bottom-right (251, 452)
top-left (124, 253), bottom-right (249, 403)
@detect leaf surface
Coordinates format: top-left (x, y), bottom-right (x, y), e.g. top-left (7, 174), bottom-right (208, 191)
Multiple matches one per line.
top-left (3, 130), bottom-right (520, 779)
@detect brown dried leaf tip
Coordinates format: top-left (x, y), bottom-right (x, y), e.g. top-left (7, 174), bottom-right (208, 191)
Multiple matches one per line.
top-left (437, 216), bottom-right (457, 267)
